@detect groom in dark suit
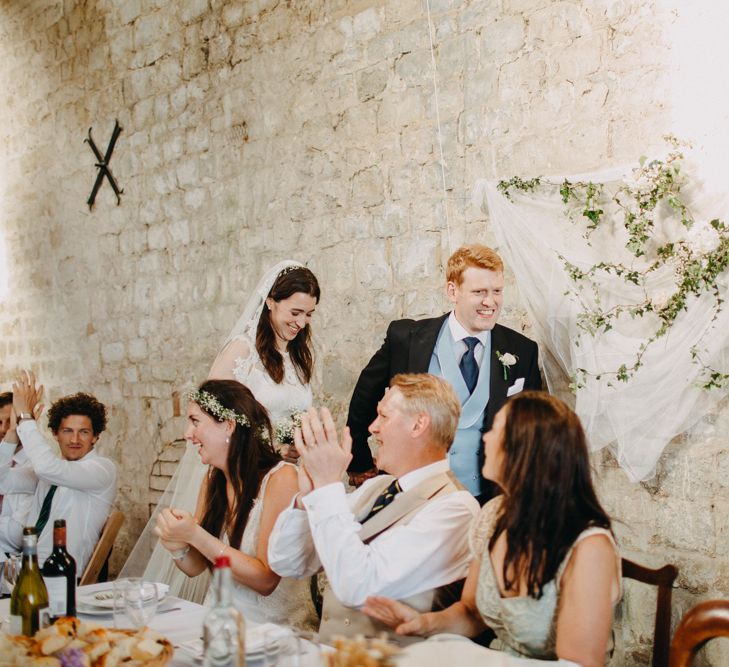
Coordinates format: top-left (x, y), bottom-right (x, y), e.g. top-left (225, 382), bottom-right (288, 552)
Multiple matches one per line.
top-left (346, 244), bottom-right (542, 503)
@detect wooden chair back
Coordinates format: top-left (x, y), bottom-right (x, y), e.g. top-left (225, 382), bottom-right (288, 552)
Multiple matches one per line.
top-left (669, 600), bottom-right (729, 667)
top-left (622, 557), bottom-right (679, 667)
top-left (79, 510), bottom-right (125, 586)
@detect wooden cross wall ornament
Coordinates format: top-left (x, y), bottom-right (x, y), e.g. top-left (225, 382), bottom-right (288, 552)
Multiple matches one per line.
top-left (85, 119), bottom-right (123, 210)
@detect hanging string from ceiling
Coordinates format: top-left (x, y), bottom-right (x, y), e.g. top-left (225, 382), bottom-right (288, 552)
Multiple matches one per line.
top-left (425, 0), bottom-right (453, 253)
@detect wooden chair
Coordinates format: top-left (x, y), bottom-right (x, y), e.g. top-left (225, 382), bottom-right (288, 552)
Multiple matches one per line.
top-left (669, 600), bottom-right (729, 667)
top-left (622, 557), bottom-right (679, 667)
top-left (79, 510), bottom-right (125, 586)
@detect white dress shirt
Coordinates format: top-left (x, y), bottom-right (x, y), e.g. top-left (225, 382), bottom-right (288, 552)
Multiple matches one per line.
top-left (16, 420), bottom-right (118, 572)
top-left (0, 442), bottom-right (35, 557)
top-left (449, 311), bottom-right (490, 367)
top-left (268, 460), bottom-right (479, 608)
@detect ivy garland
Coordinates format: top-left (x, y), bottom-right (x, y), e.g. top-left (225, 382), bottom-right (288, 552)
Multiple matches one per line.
top-left (497, 137), bottom-right (729, 391)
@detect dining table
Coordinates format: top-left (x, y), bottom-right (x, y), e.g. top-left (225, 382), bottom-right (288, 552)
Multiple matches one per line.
top-left (0, 582), bottom-right (581, 667)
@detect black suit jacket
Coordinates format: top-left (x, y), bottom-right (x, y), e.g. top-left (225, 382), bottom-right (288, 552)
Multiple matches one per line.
top-left (346, 314), bottom-right (542, 494)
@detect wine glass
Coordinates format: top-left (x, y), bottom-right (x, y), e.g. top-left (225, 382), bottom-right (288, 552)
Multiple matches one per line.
top-left (124, 580), bottom-right (159, 628)
top-left (2, 555), bottom-right (18, 596)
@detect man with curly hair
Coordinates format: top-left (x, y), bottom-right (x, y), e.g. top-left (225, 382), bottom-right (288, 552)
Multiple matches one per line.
top-left (10, 371), bottom-right (117, 572)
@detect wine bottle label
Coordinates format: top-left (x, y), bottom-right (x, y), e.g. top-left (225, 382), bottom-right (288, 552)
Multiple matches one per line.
top-left (44, 576), bottom-right (67, 617)
top-left (9, 614), bottom-right (22, 635)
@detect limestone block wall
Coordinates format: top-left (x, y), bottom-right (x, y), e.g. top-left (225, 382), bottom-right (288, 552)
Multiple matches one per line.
top-left (0, 0), bottom-right (727, 663)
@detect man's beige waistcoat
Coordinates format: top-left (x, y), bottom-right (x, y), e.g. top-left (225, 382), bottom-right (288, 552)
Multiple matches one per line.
top-left (319, 469), bottom-right (466, 644)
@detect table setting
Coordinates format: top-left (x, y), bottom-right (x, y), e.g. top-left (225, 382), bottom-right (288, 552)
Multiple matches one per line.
top-left (0, 581), bottom-right (580, 666)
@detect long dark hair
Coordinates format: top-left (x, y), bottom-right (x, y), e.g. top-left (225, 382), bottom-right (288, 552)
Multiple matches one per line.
top-left (196, 380), bottom-right (279, 555)
top-left (256, 266), bottom-right (320, 384)
top-left (489, 391), bottom-right (612, 599)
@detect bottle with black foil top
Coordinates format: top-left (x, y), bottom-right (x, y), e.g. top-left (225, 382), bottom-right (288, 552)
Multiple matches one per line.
top-left (10, 526), bottom-right (50, 635)
top-left (41, 519), bottom-right (77, 619)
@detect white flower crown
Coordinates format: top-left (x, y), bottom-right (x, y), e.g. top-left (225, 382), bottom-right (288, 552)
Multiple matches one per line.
top-left (186, 389), bottom-right (251, 427)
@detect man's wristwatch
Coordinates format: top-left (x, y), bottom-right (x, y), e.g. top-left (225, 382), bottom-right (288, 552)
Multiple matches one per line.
top-left (18, 412), bottom-right (34, 422)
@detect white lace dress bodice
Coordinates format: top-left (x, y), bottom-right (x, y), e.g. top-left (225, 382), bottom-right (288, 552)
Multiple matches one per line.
top-left (231, 335), bottom-right (312, 425)
top-left (204, 462), bottom-right (317, 629)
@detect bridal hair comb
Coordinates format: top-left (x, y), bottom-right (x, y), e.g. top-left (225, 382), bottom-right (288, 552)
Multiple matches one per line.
top-left (277, 264), bottom-right (302, 278)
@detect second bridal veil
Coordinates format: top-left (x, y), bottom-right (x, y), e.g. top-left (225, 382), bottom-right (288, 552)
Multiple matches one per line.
top-left (119, 260), bottom-right (303, 602)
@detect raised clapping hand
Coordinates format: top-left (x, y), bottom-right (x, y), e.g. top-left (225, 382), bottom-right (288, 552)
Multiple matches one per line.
top-left (12, 370), bottom-right (44, 419)
top-left (293, 407), bottom-right (353, 490)
top-left (362, 596), bottom-right (427, 636)
top-left (154, 508), bottom-right (196, 552)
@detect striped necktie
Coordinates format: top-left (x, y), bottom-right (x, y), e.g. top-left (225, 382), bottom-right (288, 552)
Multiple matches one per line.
top-left (34, 485), bottom-right (58, 535)
top-left (364, 479), bottom-right (402, 521)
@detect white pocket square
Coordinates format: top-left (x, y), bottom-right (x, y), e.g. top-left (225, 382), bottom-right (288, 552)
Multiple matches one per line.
top-left (506, 378), bottom-right (525, 397)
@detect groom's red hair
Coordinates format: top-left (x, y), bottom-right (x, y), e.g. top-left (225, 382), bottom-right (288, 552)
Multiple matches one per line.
top-left (446, 244), bottom-right (503, 285)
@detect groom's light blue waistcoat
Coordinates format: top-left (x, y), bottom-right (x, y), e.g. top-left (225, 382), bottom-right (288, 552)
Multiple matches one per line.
top-left (428, 320), bottom-right (490, 495)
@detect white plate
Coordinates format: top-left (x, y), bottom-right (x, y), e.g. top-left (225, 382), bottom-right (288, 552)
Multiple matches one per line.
top-left (78, 583), bottom-right (169, 610)
top-left (76, 602), bottom-right (115, 617)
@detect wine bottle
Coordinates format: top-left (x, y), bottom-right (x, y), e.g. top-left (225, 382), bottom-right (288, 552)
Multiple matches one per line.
top-left (41, 519), bottom-right (77, 619)
top-left (202, 556), bottom-right (245, 667)
top-left (10, 527), bottom-right (50, 636)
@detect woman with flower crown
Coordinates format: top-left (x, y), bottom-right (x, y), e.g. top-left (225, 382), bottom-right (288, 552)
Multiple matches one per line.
top-left (153, 379), bottom-right (316, 628)
top-left (120, 261), bottom-right (319, 625)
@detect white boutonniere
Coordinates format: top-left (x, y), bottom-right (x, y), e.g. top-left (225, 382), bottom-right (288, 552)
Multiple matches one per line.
top-left (495, 351), bottom-right (518, 380)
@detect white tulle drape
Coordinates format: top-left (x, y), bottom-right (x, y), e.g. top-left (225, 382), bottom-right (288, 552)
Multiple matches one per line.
top-left (474, 151), bottom-right (729, 481)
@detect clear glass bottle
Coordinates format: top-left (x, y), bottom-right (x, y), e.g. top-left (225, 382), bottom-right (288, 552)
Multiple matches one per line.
top-left (41, 519), bottom-right (77, 619)
top-left (202, 555), bottom-right (245, 667)
top-left (10, 527), bottom-right (50, 636)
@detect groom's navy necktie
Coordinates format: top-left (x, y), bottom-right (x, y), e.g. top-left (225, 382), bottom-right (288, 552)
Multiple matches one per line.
top-left (460, 337), bottom-right (480, 394)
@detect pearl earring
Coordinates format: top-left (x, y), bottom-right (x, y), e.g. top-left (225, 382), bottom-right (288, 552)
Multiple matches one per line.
top-left (226, 436), bottom-right (230, 444)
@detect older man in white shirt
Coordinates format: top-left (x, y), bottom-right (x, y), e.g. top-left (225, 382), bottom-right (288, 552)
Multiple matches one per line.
top-left (268, 373), bottom-right (479, 641)
top-left (11, 371), bottom-right (117, 573)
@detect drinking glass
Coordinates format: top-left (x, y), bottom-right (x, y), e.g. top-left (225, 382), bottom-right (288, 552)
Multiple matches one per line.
top-left (125, 580), bottom-right (159, 628)
top-left (2, 555), bottom-right (19, 596)
top-left (113, 578), bottom-right (158, 628)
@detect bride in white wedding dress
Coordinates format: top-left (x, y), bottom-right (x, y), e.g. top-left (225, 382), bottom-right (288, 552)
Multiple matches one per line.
top-left (121, 261), bottom-right (320, 627)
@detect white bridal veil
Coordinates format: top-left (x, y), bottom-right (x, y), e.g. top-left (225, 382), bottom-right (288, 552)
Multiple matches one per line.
top-left (120, 260), bottom-right (303, 601)
top-left (474, 149), bottom-right (729, 481)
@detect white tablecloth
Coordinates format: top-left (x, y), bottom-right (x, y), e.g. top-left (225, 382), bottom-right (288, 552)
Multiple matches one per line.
top-left (1, 585), bottom-right (581, 666)
top-left (0, 582), bottom-right (317, 666)
top-left (395, 636), bottom-right (581, 667)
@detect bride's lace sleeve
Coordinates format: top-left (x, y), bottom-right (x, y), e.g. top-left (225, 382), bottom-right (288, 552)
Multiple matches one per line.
top-left (208, 335), bottom-right (255, 382)
top-left (469, 497), bottom-right (503, 558)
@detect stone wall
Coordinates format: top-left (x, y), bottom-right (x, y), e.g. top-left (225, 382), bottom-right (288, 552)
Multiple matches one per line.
top-left (0, 0), bottom-right (727, 663)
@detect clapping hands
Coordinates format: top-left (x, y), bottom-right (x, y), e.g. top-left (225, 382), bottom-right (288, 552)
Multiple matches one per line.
top-left (293, 407), bottom-right (353, 490)
top-left (12, 370), bottom-right (44, 419)
top-left (154, 508), bottom-right (196, 552)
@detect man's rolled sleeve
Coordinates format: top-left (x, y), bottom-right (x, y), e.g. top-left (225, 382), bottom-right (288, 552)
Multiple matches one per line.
top-left (17, 421), bottom-right (115, 491)
top-left (268, 495), bottom-right (321, 578)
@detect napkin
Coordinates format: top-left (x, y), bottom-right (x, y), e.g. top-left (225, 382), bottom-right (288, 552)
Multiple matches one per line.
top-left (399, 638), bottom-right (583, 666)
top-left (176, 623), bottom-right (292, 659)
top-left (245, 623), bottom-right (291, 654)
